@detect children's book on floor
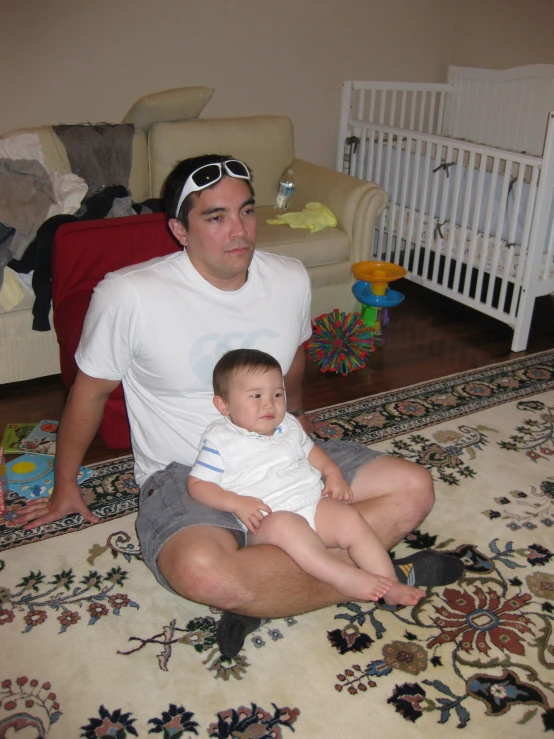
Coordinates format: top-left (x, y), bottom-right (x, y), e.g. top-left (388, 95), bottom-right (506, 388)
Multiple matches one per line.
top-left (1, 423), bottom-right (38, 454)
top-left (18, 420), bottom-right (59, 455)
top-left (6, 454), bottom-right (94, 499)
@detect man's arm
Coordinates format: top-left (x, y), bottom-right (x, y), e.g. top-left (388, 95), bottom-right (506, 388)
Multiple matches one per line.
top-left (16, 370), bottom-right (121, 530)
top-left (284, 344), bottom-right (311, 431)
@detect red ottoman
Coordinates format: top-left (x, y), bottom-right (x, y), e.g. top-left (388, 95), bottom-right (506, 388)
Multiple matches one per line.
top-left (52, 213), bottom-right (179, 449)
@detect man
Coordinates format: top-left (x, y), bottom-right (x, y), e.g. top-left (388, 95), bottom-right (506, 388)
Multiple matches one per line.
top-left (17, 154), bottom-right (462, 658)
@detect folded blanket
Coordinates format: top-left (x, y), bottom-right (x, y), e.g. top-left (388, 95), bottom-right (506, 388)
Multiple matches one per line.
top-left (267, 202), bottom-right (337, 233)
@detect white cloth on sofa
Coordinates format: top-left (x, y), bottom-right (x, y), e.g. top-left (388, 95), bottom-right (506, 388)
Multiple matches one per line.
top-left (0, 133), bottom-right (47, 165)
top-left (45, 170), bottom-right (88, 219)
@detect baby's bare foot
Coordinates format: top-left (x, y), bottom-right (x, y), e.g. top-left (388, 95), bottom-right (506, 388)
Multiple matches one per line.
top-left (365, 574), bottom-right (393, 601)
top-left (383, 581), bottom-right (426, 607)
top-left (338, 570), bottom-right (392, 601)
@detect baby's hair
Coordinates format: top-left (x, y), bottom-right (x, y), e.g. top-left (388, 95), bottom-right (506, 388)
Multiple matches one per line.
top-left (213, 349), bottom-right (282, 400)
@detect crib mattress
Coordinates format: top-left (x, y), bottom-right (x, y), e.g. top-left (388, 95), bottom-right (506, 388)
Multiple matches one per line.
top-left (380, 204), bottom-right (554, 282)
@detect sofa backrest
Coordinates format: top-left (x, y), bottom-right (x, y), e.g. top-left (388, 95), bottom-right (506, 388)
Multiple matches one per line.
top-left (148, 115), bottom-right (295, 207)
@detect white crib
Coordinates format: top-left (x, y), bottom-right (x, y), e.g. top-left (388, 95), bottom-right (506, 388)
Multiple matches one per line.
top-left (337, 65), bottom-right (554, 351)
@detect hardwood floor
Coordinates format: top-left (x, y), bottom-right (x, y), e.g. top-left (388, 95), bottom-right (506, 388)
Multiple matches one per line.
top-left (1, 280), bottom-right (553, 466)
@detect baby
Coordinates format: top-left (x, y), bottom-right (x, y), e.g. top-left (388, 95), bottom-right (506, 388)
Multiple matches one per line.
top-left (188, 348), bottom-right (425, 607)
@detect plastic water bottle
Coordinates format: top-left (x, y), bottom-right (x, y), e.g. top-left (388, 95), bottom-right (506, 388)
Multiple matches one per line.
top-left (275, 168), bottom-right (295, 210)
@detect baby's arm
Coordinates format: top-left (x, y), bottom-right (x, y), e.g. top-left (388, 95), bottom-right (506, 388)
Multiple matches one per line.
top-left (307, 445), bottom-right (353, 502)
top-left (188, 476), bottom-right (272, 534)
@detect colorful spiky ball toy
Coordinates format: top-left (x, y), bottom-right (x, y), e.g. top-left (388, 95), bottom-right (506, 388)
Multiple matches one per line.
top-left (305, 309), bottom-right (373, 375)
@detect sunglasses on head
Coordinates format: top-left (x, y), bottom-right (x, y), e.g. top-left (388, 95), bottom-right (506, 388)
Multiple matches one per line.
top-left (174, 159), bottom-right (251, 217)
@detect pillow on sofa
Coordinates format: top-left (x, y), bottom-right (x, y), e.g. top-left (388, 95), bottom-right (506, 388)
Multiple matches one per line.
top-left (149, 116), bottom-right (295, 206)
top-left (122, 86), bottom-right (215, 132)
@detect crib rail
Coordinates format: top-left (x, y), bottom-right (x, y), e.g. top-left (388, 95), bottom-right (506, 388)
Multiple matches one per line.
top-left (337, 81), bottom-right (453, 173)
top-left (347, 118), bottom-right (552, 332)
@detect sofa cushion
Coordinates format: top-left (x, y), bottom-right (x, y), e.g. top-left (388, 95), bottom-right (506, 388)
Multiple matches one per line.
top-left (122, 87), bottom-right (215, 132)
top-left (148, 116), bottom-right (294, 206)
top-left (128, 129), bottom-right (149, 202)
top-left (256, 206), bottom-right (351, 268)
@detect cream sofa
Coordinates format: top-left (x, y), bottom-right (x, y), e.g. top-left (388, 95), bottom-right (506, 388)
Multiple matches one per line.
top-left (0, 88), bottom-right (386, 385)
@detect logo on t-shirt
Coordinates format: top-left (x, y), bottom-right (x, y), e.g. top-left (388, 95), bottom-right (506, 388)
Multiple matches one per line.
top-left (190, 330), bottom-right (279, 382)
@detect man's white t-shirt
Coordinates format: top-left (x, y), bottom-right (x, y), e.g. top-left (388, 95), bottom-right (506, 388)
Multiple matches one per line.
top-left (75, 249), bottom-right (312, 486)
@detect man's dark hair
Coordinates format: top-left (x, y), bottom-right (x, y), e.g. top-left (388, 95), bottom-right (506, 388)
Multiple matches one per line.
top-left (163, 153), bottom-right (255, 228)
top-left (213, 349), bottom-right (282, 399)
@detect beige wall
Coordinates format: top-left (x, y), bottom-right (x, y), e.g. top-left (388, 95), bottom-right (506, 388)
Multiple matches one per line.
top-left (449, 0), bottom-right (554, 69)
top-left (2, 0), bottom-right (554, 169)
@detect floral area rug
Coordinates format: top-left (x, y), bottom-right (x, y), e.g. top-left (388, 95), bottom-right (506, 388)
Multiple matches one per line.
top-left (1, 350), bottom-right (554, 737)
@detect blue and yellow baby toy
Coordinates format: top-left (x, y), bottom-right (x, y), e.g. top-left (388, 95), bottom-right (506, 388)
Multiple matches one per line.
top-left (352, 261), bottom-right (407, 347)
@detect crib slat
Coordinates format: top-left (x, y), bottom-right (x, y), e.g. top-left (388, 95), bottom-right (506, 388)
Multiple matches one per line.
top-left (431, 143), bottom-right (454, 285)
top-left (444, 145), bottom-right (465, 283)
top-left (437, 91), bottom-right (446, 136)
top-left (399, 91), bottom-right (407, 129)
top-left (452, 148), bottom-right (475, 293)
top-left (398, 135), bottom-right (414, 270)
top-left (383, 136), bottom-right (396, 264)
top-left (474, 156), bottom-right (500, 303)
top-left (402, 138), bottom-right (421, 270)
top-left (379, 92), bottom-right (386, 125)
top-left (355, 124), bottom-right (366, 180)
top-left (387, 134), bottom-right (403, 263)
top-left (462, 153), bottom-right (488, 299)
top-left (424, 142), bottom-right (444, 283)
top-left (369, 90), bottom-right (376, 124)
top-left (382, 134), bottom-right (395, 222)
top-left (409, 92), bottom-right (417, 131)
top-left (428, 92), bottom-right (436, 134)
top-left (357, 90), bottom-right (365, 121)
top-left (413, 139), bottom-right (434, 277)
top-left (510, 164), bottom-right (539, 320)
top-left (418, 91), bottom-right (427, 132)
top-left (498, 162), bottom-right (525, 311)
top-left (366, 127), bottom-right (376, 184)
top-left (373, 130), bottom-right (387, 258)
top-left (486, 158), bottom-right (513, 309)
top-left (390, 91), bottom-right (397, 127)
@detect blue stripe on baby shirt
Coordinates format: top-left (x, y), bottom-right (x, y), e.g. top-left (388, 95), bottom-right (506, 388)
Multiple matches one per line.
top-left (196, 460), bottom-right (224, 472)
top-left (196, 443), bottom-right (224, 473)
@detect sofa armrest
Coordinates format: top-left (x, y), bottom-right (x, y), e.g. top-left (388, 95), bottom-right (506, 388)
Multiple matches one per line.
top-left (292, 158), bottom-right (387, 263)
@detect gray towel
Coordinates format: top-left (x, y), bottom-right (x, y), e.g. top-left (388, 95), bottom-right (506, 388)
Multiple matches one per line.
top-left (53, 123), bottom-right (135, 194)
top-left (0, 158), bottom-right (55, 261)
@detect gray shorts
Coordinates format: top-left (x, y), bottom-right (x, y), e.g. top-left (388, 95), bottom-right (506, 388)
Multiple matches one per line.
top-left (135, 439), bottom-right (385, 592)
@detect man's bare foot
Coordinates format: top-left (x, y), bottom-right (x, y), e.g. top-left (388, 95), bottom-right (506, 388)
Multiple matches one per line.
top-left (338, 569), bottom-right (393, 601)
top-left (383, 580), bottom-right (426, 607)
